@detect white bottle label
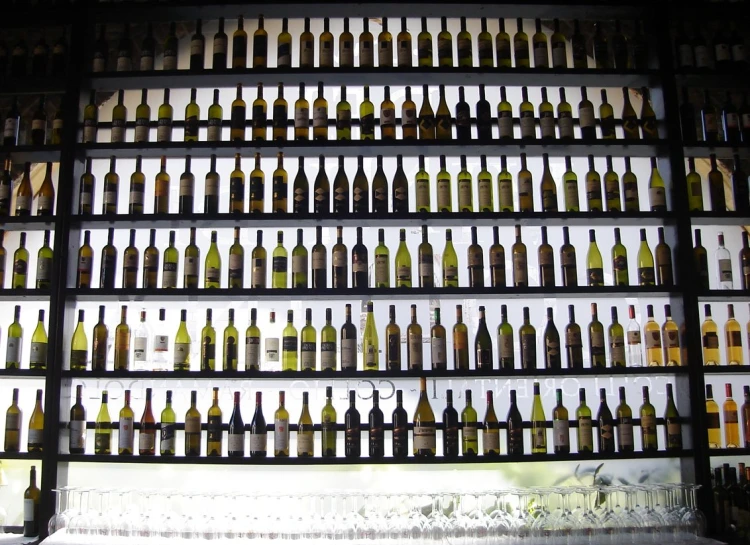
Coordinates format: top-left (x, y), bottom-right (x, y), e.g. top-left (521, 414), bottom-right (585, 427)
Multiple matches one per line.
top-left (458, 181), bottom-right (472, 209)
top-left (553, 420), bottom-right (570, 448)
top-left (157, 123), bottom-right (171, 142)
top-left (174, 342), bottom-right (190, 364)
top-left (36, 256), bottom-right (53, 281)
top-left (519, 115), bottom-right (535, 138)
top-left (28, 429), bottom-right (44, 445)
top-left (265, 338), bottom-right (280, 362)
top-left (498, 114), bottom-right (513, 138)
top-left (578, 417), bottom-right (593, 447)
top-left (540, 115), bottom-right (555, 138)
top-left (139, 432), bottom-right (155, 450)
top-left (341, 338), bottom-right (357, 369)
top-left (3, 118), bottom-right (17, 139)
top-left (431, 338), bottom-right (446, 368)
top-left (374, 255), bottom-right (389, 285)
top-left (297, 433), bottom-right (314, 454)
top-left (134, 337), bottom-right (148, 362)
top-left (154, 335), bottom-right (169, 352)
top-left (719, 259), bottom-right (733, 282)
top-left (6, 338), bottom-right (21, 364)
top-left (24, 499), bottom-right (34, 522)
top-left (463, 426), bottom-right (477, 440)
top-left (321, 343), bottom-right (336, 370)
top-left (649, 187), bottom-right (666, 208)
top-left (69, 420), bottom-right (86, 450)
top-left (292, 255), bottom-right (307, 275)
top-left (579, 106), bottom-right (595, 129)
top-left (118, 417), bottom-right (134, 450)
top-left (249, 433), bottom-right (267, 452)
top-left (295, 108), bottom-right (309, 130)
top-left (246, 336), bottom-right (260, 368)
top-left (413, 426), bottom-right (436, 450)
top-left (695, 46), bottom-right (710, 68)
top-left (185, 256), bottom-right (198, 277)
top-left (408, 334), bottom-right (423, 367)
top-left (483, 431), bottom-right (500, 451)
top-left (228, 433), bottom-right (244, 453)
top-left (274, 418), bottom-right (289, 451)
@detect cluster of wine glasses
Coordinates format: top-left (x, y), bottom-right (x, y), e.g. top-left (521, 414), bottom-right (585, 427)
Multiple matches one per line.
top-left (46, 484), bottom-right (708, 544)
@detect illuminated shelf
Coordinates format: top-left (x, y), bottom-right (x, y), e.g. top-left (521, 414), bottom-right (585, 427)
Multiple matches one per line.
top-left (0, 290), bottom-right (52, 302)
top-left (690, 212), bottom-right (750, 226)
top-left (0, 146), bottom-right (62, 164)
top-left (0, 216), bottom-right (56, 232)
top-left (59, 449), bottom-right (691, 466)
top-left (698, 290), bottom-right (750, 302)
top-left (86, 67), bottom-right (660, 90)
top-left (60, 366), bottom-right (689, 381)
top-left (78, 140), bottom-right (668, 160)
top-left (71, 211), bottom-right (677, 230)
top-left (65, 285), bottom-right (680, 302)
top-left (0, 370), bottom-right (48, 379)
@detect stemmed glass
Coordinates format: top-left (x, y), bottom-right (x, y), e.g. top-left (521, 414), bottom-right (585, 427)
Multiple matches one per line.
top-left (48, 487), bottom-right (71, 536)
top-left (680, 484), bottom-right (707, 538)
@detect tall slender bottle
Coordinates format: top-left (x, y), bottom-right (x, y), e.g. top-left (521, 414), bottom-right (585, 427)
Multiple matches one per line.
top-left (413, 377), bottom-right (436, 457)
top-left (249, 392), bottom-right (267, 457)
top-left (461, 390), bottom-right (478, 456)
top-left (530, 382), bottom-right (547, 454)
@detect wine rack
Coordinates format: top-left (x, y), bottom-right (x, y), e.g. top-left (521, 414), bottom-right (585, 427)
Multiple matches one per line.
top-left (1, 0), bottom-right (750, 540)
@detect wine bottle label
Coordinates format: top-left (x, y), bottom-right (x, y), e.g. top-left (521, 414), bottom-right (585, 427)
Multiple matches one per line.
top-left (140, 54), bottom-right (154, 71)
top-left (28, 429), bottom-right (44, 447)
top-left (352, 257), bottom-right (367, 274)
top-left (397, 41), bottom-right (412, 66)
top-left (578, 417), bottom-right (593, 448)
top-left (163, 52), bottom-right (177, 70)
top-left (300, 41), bottom-right (314, 66)
top-left (587, 267), bottom-right (604, 285)
top-left (586, 177), bottom-right (602, 204)
top-left (513, 254), bottom-right (528, 285)
top-left (387, 333), bottom-right (400, 366)
top-left (408, 334), bottom-right (423, 367)
top-left (157, 118), bottom-right (172, 142)
top-left (297, 432), bottom-right (314, 454)
top-left (539, 111), bottom-right (555, 138)
top-left (320, 42), bottom-right (333, 66)
top-left (521, 333), bottom-right (536, 366)
top-left (5, 337), bottom-right (21, 364)
top-left (590, 329), bottom-right (605, 354)
top-left (553, 420), bottom-right (569, 447)
top-left (339, 41), bottom-right (354, 65)
top-left (207, 416), bottom-right (222, 444)
top-left (277, 41), bottom-right (291, 65)
top-left (443, 265), bottom-right (458, 283)
top-left (184, 415), bottom-right (201, 436)
top-left (431, 338), bottom-right (446, 368)
top-left (463, 425), bottom-right (477, 442)
top-left (274, 418), bottom-right (289, 450)
top-left (33, 254), bottom-right (53, 282)
top-left (132, 336), bottom-right (147, 362)
top-left (532, 426), bottom-right (545, 448)
top-left (417, 36), bottom-right (433, 60)
top-left (600, 422), bottom-right (614, 443)
top-left (272, 256), bottom-right (287, 274)
top-left (413, 425), bottom-right (436, 450)
top-left (533, 41), bottom-right (549, 66)
top-left (319, 341), bottom-right (336, 369)
top-left (641, 414), bottom-right (656, 438)
top-left (678, 45), bottom-right (694, 67)
top-left (617, 419), bottom-right (634, 448)
top-left (260, 337), bottom-right (278, 363)
top-left (70, 349), bottom-right (87, 368)
top-left (249, 433), bottom-right (267, 452)
top-left (179, 174), bottom-right (196, 197)
top-left (3, 117), bottom-right (18, 140)
top-left (715, 43), bottom-right (731, 62)
top-left (637, 267), bottom-right (655, 285)
top-left (610, 336), bottom-right (625, 363)
top-left (174, 342), bottom-right (190, 365)
top-left (69, 420), bottom-right (86, 449)
top-left (649, 186), bottom-right (667, 209)
top-left (453, 179), bottom-right (472, 209)
top-left (0, 184), bottom-right (9, 203)
top-left (498, 333), bottom-right (513, 359)
top-left (205, 117), bottom-right (222, 141)
top-left (551, 112), bottom-right (573, 141)
top-left (24, 499), bottom-right (35, 523)
top-left (579, 106), bottom-right (595, 130)
top-left (435, 180), bottom-right (451, 210)
top-left (14, 195), bottom-right (31, 214)
top-left (110, 121), bottom-right (125, 143)
top-left (29, 342), bottom-right (47, 366)
top-left (228, 433), bottom-right (244, 453)
top-left (627, 330), bottom-right (641, 345)
top-left (519, 111), bottom-right (535, 138)
top-left (719, 259), bottom-right (733, 282)
top-left (724, 409), bottom-right (738, 424)
top-left (667, 422), bottom-right (681, 445)
top-left (337, 337), bottom-right (356, 369)
top-left (480, 430), bottom-right (499, 453)
top-left (119, 417), bottom-right (134, 450)
top-left (726, 112), bottom-right (740, 130)
top-left (131, 116), bottom-right (149, 142)
top-left (495, 183), bottom-right (512, 210)
top-left (396, 265), bottom-right (411, 284)
top-left (92, 56), bottom-right (106, 72)
top-left (703, 113), bottom-right (718, 132)
top-left (336, 108), bottom-right (351, 132)
top-left (300, 342), bottom-right (316, 369)
top-left (742, 113), bottom-right (750, 130)
top-left (545, 338), bottom-right (560, 358)
top-left (313, 106), bottom-right (327, 128)
top-left (139, 431), bottom-right (155, 451)
top-left (705, 412), bottom-right (720, 431)
top-left (5, 413), bottom-right (20, 431)
top-left (419, 260), bottom-right (434, 281)
top-left (294, 107), bottom-right (309, 130)
top-left (252, 260), bottom-right (266, 287)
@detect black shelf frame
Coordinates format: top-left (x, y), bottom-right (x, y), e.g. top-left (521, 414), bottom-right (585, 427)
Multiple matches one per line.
top-left (60, 366), bottom-right (689, 381)
top-left (0, 217), bottom-right (57, 232)
top-left (0, 452), bottom-right (44, 461)
top-left (707, 448), bottom-right (750, 458)
top-left (65, 285), bottom-right (682, 302)
top-left (9, 0), bottom-right (738, 539)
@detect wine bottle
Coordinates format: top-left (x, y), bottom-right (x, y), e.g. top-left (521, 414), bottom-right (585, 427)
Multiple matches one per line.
top-left (497, 305), bottom-right (514, 370)
top-left (121, 229), bottom-right (138, 289)
top-left (597, 388), bottom-right (615, 453)
top-left (70, 310), bottom-right (87, 371)
top-left (160, 390), bottom-right (176, 456)
top-left (467, 226), bottom-right (483, 287)
top-left (184, 227), bottom-right (200, 289)
top-left (118, 390), bottom-right (134, 455)
top-left (156, 89), bottom-right (173, 143)
top-left (648, 158), bottom-right (667, 212)
top-left (565, 305), bottom-right (584, 369)
top-left (482, 391), bottom-right (500, 457)
top-left (600, 90), bottom-right (616, 139)
top-left (560, 226), bottom-right (578, 287)
top-left (604, 156), bottom-right (621, 211)
top-left (339, 303), bottom-right (357, 371)
top-left (174, 309), bottom-right (191, 371)
top-left (91, 305), bottom-right (108, 371)
top-left (97, 228), bottom-right (119, 289)
top-left (13, 163), bottom-right (32, 217)
top-left (519, 307), bottom-right (536, 370)
top-left (578, 87), bottom-right (596, 140)
top-left (4, 388), bottom-right (21, 452)
top-left (271, 84), bottom-right (288, 142)
top-left (385, 305), bottom-right (401, 372)
top-left (244, 308), bottom-right (261, 371)
top-left (321, 308), bottom-right (337, 371)
top-left (110, 90), bottom-right (127, 143)
top-left (395, 229), bottom-right (412, 288)
top-left (274, 391), bottom-right (289, 457)
top-left (253, 15), bottom-right (268, 68)
top-left (300, 308), bottom-right (316, 372)
top-left (637, 229), bottom-right (656, 286)
top-left (206, 387), bottom-right (223, 456)
top-left (69, 385), bottom-right (85, 454)
top-left (586, 230), bottom-right (604, 287)
top-left (82, 91), bottom-right (98, 144)
top-left (460, 390), bottom-right (478, 457)
top-left (585, 155), bottom-right (603, 212)
top-left (282, 310), bottom-right (298, 372)
top-left (662, 304), bottom-right (681, 367)
top-left (705, 386), bottom-right (720, 449)
top-left (407, 305), bottom-right (423, 371)
top-left (558, 91), bottom-right (574, 142)
top-left (276, 18), bottom-right (291, 68)
top-left (436, 85), bottom-right (452, 139)
top-left (25, 389), bottom-right (44, 455)
top-left (530, 382), bottom-right (547, 454)
top-left (716, 232), bottom-right (734, 289)
top-left (475, 306), bottom-right (493, 371)
top-left (351, 227), bottom-right (368, 288)
top-left (612, 228), bottom-right (629, 286)
top-left (543, 307), bottom-right (561, 369)
top-left (627, 305), bottom-right (643, 368)
top-left (311, 226), bottom-right (326, 288)
top-left (184, 390), bottom-right (201, 456)
top-left (419, 85), bottom-right (436, 140)
top-left (373, 229), bottom-right (390, 288)
top-left (227, 391), bottom-right (245, 457)
top-left (640, 386), bottom-right (658, 452)
top-left (271, 231), bottom-right (287, 289)
top-left (251, 231), bottom-right (266, 289)
top-left (11, 233), bottom-right (28, 289)
top-left (393, 156), bottom-right (409, 213)
top-left (312, 82), bottom-right (327, 141)
top-left (319, 18), bottom-right (334, 68)
top-left (332, 156), bottom-right (349, 214)
top-left (576, 388), bottom-right (593, 453)
top-left (552, 389), bottom-right (570, 454)
top-left (296, 391), bottom-right (314, 457)
top-left (139, 388), bottom-right (156, 456)
top-left (362, 302), bottom-right (378, 371)
top-left (391, 389), bottom-right (409, 459)
top-left (489, 226), bottom-right (506, 288)
top-left (298, 17), bottom-right (314, 68)
top-left (162, 22), bottom-right (178, 70)
top-left (249, 392), bottom-right (267, 457)
top-left (725, 304), bottom-right (744, 366)
top-left (76, 158), bottom-right (94, 216)
top-left (615, 387), bottom-right (634, 453)
top-left (369, 391), bottom-right (385, 458)
top-left (724, 384), bottom-right (740, 448)
top-left (413, 377), bottom-right (436, 457)
top-left (372, 155), bottom-right (388, 213)
top-left (512, 225), bottom-right (528, 287)
top-left (655, 228), bottom-right (674, 287)
top-left (539, 226), bottom-right (555, 287)
top-left (142, 229), bottom-right (159, 290)
top-left (664, 383), bottom-right (683, 451)
top-left (114, 305), bottom-right (130, 371)
top-left (609, 307), bottom-right (626, 368)
top-left (507, 389), bottom-right (524, 455)
top-left (344, 390), bottom-right (361, 458)
top-left (694, 229), bottom-right (710, 290)
top-left (588, 303), bottom-right (606, 368)
top-left (227, 227), bottom-right (244, 289)
top-left (189, 21), bottom-right (204, 70)
top-left (162, 231), bottom-right (178, 289)
top-left (222, 309), bottom-right (239, 372)
top-left (621, 88), bottom-right (639, 140)
top-left (540, 154), bottom-right (558, 211)
top-left (320, 386), bottom-right (337, 457)
top-left (455, 88), bottom-right (471, 141)
top-left (539, 88), bottom-right (555, 141)
top-left (230, 84), bottom-right (246, 142)
top-left (23, 466), bottom-right (40, 537)
top-left (331, 225), bottom-right (347, 288)
top-left (742, 386), bottom-right (749, 448)
top-left (518, 154), bottom-right (535, 214)
top-left (397, 17), bottom-right (413, 68)
top-left (207, 90), bottom-right (223, 142)
top-left (360, 85), bottom-right (375, 140)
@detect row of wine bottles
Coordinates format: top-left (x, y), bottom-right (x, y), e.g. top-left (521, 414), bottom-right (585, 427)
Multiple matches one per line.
top-left (0, 231), bottom-right (54, 290)
top-left (1, 95), bottom-right (63, 148)
top-left (74, 153), bottom-right (667, 217)
top-left (684, 155), bottom-right (749, 214)
top-left (92, 17), bottom-right (649, 73)
top-left (62, 301), bottom-right (685, 373)
top-left (679, 88), bottom-right (750, 144)
top-left (72, 225), bottom-right (675, 291)
top-left (63, 381), bottom-right (682, 458)
top-left (80, 84), bottom-right (660, 144)
top-left (0, 32), bottom-right (67, 78)
top-left (711, 462), bottom-right (750, 539)
top-left (0, 162), bottom-right (56, 217)
top-left (674, 22), bottom-right (748, 72)
top-left (705, 383), bottom-right (750, 449)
